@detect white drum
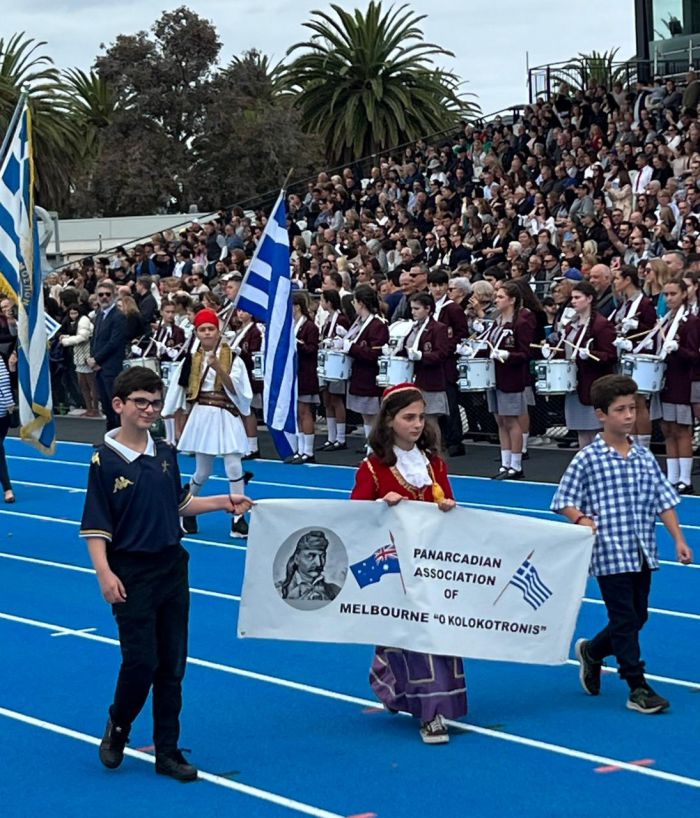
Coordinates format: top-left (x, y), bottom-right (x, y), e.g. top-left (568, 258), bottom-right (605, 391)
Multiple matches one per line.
top-left (317, 350), bottom-right (353, 382)
top-left (160, 361), bottom-right (178, 389)
top-left (534, 359), bottom-right (577, 395)
top-left (252, 351), bottom-right (265, 381)
top-left (621, 354), bottom-right (666, 395)
top-left (376, 356), bottom-right (414, 387)
top-left (457, 356), bottom-right (495, 392)
top-left (123, 357), bottom-right (161, 375)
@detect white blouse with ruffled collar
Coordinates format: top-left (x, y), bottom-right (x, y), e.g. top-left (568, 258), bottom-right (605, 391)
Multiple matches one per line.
top-left (392, 445), bottom-right (432, 488)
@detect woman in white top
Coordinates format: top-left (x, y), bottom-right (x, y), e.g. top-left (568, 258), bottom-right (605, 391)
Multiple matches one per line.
top-left (60, 305), bottom-right (99, 417)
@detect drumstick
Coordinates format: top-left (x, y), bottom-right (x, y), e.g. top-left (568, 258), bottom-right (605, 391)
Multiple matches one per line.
top-left (562, 338), bottom-right (601, 362)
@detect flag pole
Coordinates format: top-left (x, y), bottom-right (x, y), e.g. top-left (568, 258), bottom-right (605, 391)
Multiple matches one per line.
top-left (389, 531), bottom-right (407, 595)
top-left (281, 167), bottom-right (295, 192)
top-left (0, 91), bottom-right (29, 162)
top-left (492, 549), bottom-right (534, 606)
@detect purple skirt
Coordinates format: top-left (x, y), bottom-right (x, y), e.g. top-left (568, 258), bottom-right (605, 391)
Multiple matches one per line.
top-left (370, 647), bottom-right (467, 722)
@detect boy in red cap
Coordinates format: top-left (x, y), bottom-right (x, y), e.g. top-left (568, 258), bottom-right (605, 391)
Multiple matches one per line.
top-left (163, 308), bottom-right (253, 538)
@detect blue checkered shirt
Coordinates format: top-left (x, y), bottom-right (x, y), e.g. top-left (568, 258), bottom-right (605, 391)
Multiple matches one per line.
top-left (551, 436), bottom-right (679, 576)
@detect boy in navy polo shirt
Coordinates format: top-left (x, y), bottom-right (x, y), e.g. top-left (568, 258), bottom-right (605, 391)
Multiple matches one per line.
top-left (551, 374), bottom-right (692, 714)
top-left (81, 366), bottom-right (253, 780)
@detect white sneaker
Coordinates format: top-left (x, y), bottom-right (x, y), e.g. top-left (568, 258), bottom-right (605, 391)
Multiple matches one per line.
top-left (419, 714), bottom-right (449, 744)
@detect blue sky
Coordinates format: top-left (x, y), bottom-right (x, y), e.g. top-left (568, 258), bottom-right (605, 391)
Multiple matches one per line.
top-left (9, 0), bottom-right (637, 113)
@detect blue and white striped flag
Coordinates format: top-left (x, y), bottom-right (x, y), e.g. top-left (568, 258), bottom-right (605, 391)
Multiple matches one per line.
top-left (0, 98), bottom-right (55, 453)
top-left (235, 191), bottom-right (296, 458)
top-left (508, 557), bottom-right (552, 611)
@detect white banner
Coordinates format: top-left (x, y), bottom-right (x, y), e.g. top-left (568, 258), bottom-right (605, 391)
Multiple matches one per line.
top-left (238, 499), bottom-right (594, 665)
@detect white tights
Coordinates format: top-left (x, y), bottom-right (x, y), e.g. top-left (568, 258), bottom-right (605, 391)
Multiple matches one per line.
top-left (190, 453), bottom-right (245, 498)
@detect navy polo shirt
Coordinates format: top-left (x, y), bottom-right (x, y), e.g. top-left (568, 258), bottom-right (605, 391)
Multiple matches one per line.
top-left (80, 432), bottom-right (191, 554)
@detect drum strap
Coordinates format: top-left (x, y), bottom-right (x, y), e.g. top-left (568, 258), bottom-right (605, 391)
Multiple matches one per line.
top-left (231, 321), bottom-right (254, 349)
top-left (406, 318), bottom-right (430, 353)
top-left (617, 292), bottom-right (644, 327)
top-left (346, 313), bottom-right (375, 342)
top-left (633, 308), bottom-right (685, 354)
top-left (566, 317), bottom-right (590, 359)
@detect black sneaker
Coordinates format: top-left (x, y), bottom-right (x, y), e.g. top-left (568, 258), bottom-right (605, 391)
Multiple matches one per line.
top-left (419, 714), bottom-right (449, 745)
top-left (575, 638), bottom-right (602, 696)
top-left (181, 516), bottom-right (198, 535)
top-left (155, 749), bottom-right (198, 782)
top-left (231, 516), bottom-right (249, 539)
top-left (627, 686), bottom-right (670, 714)
top-left (99, 718), bottom-right (129, 769)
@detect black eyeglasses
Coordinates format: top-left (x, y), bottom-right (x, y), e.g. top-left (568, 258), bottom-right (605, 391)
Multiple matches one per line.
top-left (126, 397), bottom-right (164, 411)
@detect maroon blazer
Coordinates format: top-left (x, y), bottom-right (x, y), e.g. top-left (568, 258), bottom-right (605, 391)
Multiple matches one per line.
top-left (437, 299), bottom-right (469, 382)
top-left (661, 314), bottom-right (700, 405)
top-left (296, 319), bottom-right (320, 396)
top-left (320, 312), bottom-right (351, 341)
top-left (611, 294), bottom-right (657, 335)
top-left (236, 322), bottom-right (263, 395)
top-left (398, 319), bottom-right (448, 392)
top-left (489, 312), bottom-right (535, 394)
top-left (155, 322), bottom-right (186, 354)
top-left (348, 315), bottom-right (390, 397)
top-left (571, 312), bottom-right (617, 405)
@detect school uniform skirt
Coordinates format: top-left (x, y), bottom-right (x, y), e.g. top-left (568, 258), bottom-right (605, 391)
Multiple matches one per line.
top-left (487, 389), bottom-right (527, 417)
top-left (422, 390), bottom-right (448, 416)
top-left (564, 393), bottom-right (601, 431)
top-left (661, 402), bottom-right (693, 425)
top-left (346, 390), bottom-right (380, 415)
top-left (691, 382), bottom-right (700, 404)
top-left (178, 403), bottom-right (248, 456)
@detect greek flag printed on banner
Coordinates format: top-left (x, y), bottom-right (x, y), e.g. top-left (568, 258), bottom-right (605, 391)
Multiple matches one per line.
top-left (0, 98), bottom-right (56, 453)
top-left (236, 191), bottom-right (296, 458)
top-left (508, 557), bottom-right (553, 611)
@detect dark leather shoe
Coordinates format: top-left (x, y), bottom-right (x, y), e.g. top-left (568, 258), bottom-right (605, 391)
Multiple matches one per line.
top-left (242, 450), bottom-right (260, 460)
top-left (155, 749), bottom-right (198, 782)
top-left (99, 718), bottom-right (129, 769)
top-left (181, 516), bottom-right (198, 535)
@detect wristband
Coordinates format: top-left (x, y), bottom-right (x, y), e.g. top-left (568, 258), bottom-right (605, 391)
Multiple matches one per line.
top-left (574, 514), bottom-right (588, 525)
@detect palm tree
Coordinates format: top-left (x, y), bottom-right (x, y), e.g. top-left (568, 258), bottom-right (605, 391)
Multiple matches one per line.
top-left (63, 68), bottom-right (126, 159)
top-left (552, 48), bottom-right (637, 93)
top-left (0, 33), bottom-right (81, 209)
top-left (283, 2), bottom-right (478, 163)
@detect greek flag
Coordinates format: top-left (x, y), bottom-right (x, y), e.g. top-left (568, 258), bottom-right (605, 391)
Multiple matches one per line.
top-left (0, 98), bottom-right (55, 453)
top-left (508, 557), bottom-right (552, 611)
top-left (235, 191), bottom-right (296, 458)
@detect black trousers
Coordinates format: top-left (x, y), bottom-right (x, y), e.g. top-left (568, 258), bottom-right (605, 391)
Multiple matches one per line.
top-left (96, 371), bottom-right (119, 431)
top-left (0, 414), bottom-right (11, 491)
top-left (587, 563), bottom-right (652, 687)
top-left (109, 546), bottom-right (190, 753)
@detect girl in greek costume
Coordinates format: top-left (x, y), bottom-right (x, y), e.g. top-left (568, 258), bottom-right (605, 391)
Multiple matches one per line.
top-left (164, 308), bottom-right (253, 538)
top-left (350, 384), bottom-right (467, 745)
top-left (343, 284), bottom-right (389, 451)
top-left (481, 281), bottom-right (535, 480)
top-left (544, 280), bottom-right (617, 449)
top-left (656, 278), bottom-right (700, 494)
top-left (286, 293), bottom-right (321, 465)
top-left (318, 289), bottom-right (351, 452)
top-left (231, 307), bottom-right (264, 459)
top-left (393, 292), bottom-right (449, 419)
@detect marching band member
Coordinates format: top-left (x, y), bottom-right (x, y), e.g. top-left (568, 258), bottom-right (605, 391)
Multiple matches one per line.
top-left (164, 308), bottom-right (253, 538)
top-left (428, 269), bottom-right (469, 456)
top-left (393, 292), bottom-right (449, 420)
top-left (682, 272), bottom-right (700, 428)
top-left (350, 383), bottom-right (467, 744)
top-left (478, 280), bottom-right (534, 480)
top-left (342, 284), bottom-right (390, 453)
top-left (545, 280), bottom-right (617, 449)
top-left (154, 300), bottom-right (187, 357)
top-left (286, 293), bottom-right (321, 465)
top-left (231, 308), bottom-right (264, 459)
top-left (610, 265), bottom-right (659, 448)
top-left (656, 277), bottom-right (700, 494)
top-left (317, 289), bottom-right (351, 452)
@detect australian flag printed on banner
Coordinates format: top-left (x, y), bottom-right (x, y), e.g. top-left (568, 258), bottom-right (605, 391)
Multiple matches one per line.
top-left (350, 543), bottom-right (402, 589)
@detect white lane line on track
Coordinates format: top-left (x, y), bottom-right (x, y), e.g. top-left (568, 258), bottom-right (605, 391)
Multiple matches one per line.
top-left (0, 706), bottom-right (344, 818)
top-left (1, 550), bottom-right (699, 691)
top-left (7, 476), bottom-right (700, 537)
top-left (9, 442), bottom-right (700, 499)
top-left (2, 610), bottom-right (700, 790)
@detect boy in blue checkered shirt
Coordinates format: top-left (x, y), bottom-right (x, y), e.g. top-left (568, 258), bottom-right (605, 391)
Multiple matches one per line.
top-left (551, 374), bottom-right (692, 714)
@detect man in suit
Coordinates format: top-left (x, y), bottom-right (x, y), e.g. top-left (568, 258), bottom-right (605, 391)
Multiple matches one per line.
top-left (135, 276), bottom-right (159, 325)
top-left (88, 280), bottom-right (127, 431)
